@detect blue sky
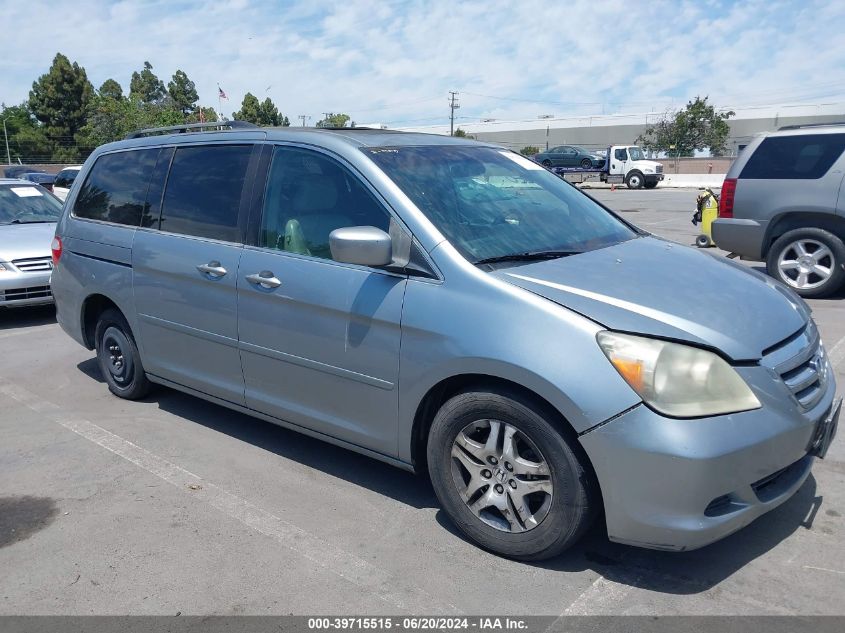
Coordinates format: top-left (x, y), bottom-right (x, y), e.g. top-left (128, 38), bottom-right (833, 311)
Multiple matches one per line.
top-left (1, 0), bottom-right (844, 126)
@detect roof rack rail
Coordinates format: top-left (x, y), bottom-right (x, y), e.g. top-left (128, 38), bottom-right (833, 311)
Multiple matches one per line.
top-left (777, 121), bottom-right (845, 131)
top-left (125, 120), bottom-right (258, 139)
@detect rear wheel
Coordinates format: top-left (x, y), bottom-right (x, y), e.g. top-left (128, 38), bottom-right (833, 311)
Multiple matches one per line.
top-left (625, 171), bottom-right (644, 189)
top-left (95, 309), bottom-right (151, 399)
top-left (767, 228), bottom-right (845, 298)
top-left (427, 389), bottom-right (598, 560)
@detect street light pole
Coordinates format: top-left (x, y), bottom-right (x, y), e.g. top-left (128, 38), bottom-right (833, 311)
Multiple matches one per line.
top-left (2, 118), bottom-right (10, 165)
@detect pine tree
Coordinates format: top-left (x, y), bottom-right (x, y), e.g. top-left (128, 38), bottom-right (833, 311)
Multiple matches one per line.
top-left (98, 79), bottom-right (124, 100)
top-left (167, 70), bottom-right (199, 116)
top-left (129, 61), bottom-right (166, 104)
top-left (28, 53), bottom-right (94, 141)
top-left (233, 93), bottom-right (261, 124)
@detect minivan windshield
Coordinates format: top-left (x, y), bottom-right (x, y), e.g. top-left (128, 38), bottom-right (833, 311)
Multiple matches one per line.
top-left (366, 146), bottom-right (637, 263)
top-left (0, 184), bottom-right (63, 225)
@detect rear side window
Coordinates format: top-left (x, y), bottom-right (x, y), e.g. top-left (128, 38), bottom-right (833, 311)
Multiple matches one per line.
top-left (740, 134), bottom-right (845, 179)
top-left (73, 150), bottom-right (159, 225)
top-left (159, 144), bottom-right (252, 241)
top-left (54, 169), bottom-right (79, 189)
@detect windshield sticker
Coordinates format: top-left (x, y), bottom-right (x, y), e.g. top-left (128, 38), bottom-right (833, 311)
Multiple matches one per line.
top-left (10, 186), bottom-right (44, 198)
top-left (498, 151), bottom-right (544, 170)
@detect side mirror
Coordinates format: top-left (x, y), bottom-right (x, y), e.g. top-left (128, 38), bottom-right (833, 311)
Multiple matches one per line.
top-left (329, 226), bottom-right (393, 267)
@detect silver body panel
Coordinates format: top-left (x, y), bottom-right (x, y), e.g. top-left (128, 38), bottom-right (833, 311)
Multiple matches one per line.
top-left (51, 127), bottom-right (838, 551)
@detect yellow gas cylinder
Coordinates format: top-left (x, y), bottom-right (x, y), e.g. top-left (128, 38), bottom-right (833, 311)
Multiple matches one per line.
top-left (695, 190), bottom-right (719, 247)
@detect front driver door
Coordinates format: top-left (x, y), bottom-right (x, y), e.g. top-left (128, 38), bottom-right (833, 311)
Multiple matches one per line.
top-left (237, 145), bottom-right (406, 456)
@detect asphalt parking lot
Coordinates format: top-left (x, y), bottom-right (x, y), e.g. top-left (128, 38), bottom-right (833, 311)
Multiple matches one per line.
top-left (1, 188), bottom-right (843, 616)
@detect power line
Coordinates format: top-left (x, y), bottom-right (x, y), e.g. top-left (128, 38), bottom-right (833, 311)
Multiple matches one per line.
top-left (297, 114), bottom-right (311, 127)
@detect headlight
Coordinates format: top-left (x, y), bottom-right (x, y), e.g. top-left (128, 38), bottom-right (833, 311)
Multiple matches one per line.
top-left (597, 331), bottom-right (761, 417)
top-left (643, 168), bottom-right (654, 173)
top-left (0, 262), bottom-right (9, 272)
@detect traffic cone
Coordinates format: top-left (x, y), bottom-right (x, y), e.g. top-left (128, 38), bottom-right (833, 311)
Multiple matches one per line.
top-left (610, 183), bottom-right (616, 192)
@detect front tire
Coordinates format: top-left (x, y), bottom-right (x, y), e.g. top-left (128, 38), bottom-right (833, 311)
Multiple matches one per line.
top-left (625, 171), bottom-right (644, 189)
top-left (541, 159), bottom-right (552, 168)
top-left (580, 158), bottom-right (592, 168)
top-left (427, 389), bottom-right (598, 561)
top-left (766, 228), bottom-right (845, 298)
top-left (95, 308), bottom-right (151, 399)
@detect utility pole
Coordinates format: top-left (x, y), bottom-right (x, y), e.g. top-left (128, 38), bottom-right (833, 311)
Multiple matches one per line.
top-left (448, 91), bottom-right (460, 136)
top-left (298, 115), bottom-right (311, 127)
top-left (2, 118), bottom-right (10, 165)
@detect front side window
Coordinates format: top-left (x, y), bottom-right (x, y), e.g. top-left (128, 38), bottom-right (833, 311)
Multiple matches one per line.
top-left (259, 146), bottom-right (391, 260)
top-left (159, 144), bottom-right (252, 241)
top-left (366, 146), bottom-right (636, 263)
top-left (73, 149), bottom-right (159, 226)
top-left (740, 134), bottom-right (845, 179)
top-left (614, 148), bottom-right (628, 161)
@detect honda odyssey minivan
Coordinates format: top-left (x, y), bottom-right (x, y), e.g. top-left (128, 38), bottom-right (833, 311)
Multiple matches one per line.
top-left (51, 123), bottom-right (840, 560)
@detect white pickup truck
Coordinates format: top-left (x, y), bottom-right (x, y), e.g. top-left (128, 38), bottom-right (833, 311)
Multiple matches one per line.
top-left (551, 145), bottom-right (665, 189)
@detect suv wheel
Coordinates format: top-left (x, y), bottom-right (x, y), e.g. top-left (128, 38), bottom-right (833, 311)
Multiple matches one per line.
top-left (767, 228), bottom-right (845, 298)
top-left (427, 389), bottom-right (598, 561)
top-left (625, 171), bottom-right (644, 189)
top-left (95, 308), bottom-right (151, 399)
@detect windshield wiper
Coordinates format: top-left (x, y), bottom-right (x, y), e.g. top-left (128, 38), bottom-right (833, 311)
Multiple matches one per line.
top-left (474, 250), bottom-right (582, 265)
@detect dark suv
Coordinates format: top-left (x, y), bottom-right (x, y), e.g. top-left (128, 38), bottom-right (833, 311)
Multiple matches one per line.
top-left (712, 123), bottom-right (845, 298)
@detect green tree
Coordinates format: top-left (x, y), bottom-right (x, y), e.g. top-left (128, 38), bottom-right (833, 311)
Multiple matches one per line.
top-left (519, 145), bottom-right (540, 156)
top-left (316, 113), bottom-right (351, 128)
top-left (129, 61), bottom-right (166, 104)
top-left (28, 53), bottom-right (94, 152)
top-left (98, 79), bottom-right (124, 100)
top-left (637, 96), bottom-right (735, 156)
top-left (232, 92), bottom-right (261, 123)
top-left (1, 102), bottom-right (51, 163)
top-left (187, 106), bottom-right (219, 124)
top-left (167, 70), bottom-right (199, 116)
top-left (452, 127), bottom-right (475, 139)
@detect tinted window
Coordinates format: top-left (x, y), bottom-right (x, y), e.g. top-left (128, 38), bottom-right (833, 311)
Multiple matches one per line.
top-left (73, 149), bottom-right (159, 225)
top-left (614, 148), bottom-right (628, 161)
top-left (740, 134), bottom-right (845, 179)
top-left (259, 146), bottom-right (391, 260)
top-left (54, 169), bottom-right (79, 189)
top-left (159, 145), bottom-right (252, 241)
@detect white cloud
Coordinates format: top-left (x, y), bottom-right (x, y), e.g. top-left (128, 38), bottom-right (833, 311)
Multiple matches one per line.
top-left (1, 0), bottom-right (843, 125)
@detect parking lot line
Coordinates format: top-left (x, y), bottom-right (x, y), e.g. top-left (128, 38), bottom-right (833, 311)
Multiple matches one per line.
top-left (828, 335), bottom-right (845, 370)
top-left (0, 378), bottom-right (460, 615)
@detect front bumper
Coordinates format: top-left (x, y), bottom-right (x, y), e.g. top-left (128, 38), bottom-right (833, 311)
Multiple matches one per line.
top-left (0, 269), bottom-right (53, 307)
top-left (644, 173), bottom-right (664, 183)
top-left (580, 360), bottom-right (837, 551)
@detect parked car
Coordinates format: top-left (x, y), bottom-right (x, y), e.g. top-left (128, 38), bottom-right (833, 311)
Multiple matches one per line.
top-left (4, 166), bottom-right (45, 179)
top-left (712, 123), bottom-right (845, 298)
top-left (51, 124), bottom-right (839, 560)
top-left (533, 145), bottom-right (605, 168)
top-left (52, 165), bottom-right (83, 202)
top-left (21, 172), bottom-right (56, 192)
top-left (0, 178), bottom-right (62, 307)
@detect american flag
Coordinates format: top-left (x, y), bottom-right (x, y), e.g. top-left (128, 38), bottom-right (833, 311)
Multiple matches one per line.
top-left (218, 85), bottom-right (228, 100)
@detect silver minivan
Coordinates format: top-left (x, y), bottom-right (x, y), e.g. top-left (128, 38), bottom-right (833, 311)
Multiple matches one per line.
top-left (51, 123), bottom-right (840, 560)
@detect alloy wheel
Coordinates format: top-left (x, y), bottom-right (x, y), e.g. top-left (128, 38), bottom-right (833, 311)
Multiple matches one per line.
top-left (450, 419), bottom-right (553, 533)
top-left (777, 239), bottom-right (834, 290)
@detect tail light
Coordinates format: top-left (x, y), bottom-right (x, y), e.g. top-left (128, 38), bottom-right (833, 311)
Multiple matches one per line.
top-left (51, 236), bottom-right (63, 265)
top-left (718, 178), bottom-right (737, 218)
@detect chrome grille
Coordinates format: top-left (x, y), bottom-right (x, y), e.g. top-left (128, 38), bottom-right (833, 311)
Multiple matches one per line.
top-left (655, 164), bottom-right (664, 174)
top-left (762, 323), bottom-right (826, 410)
top-left (12, 256), bottom-right (53, 272)
top-left (0, 285), bottom-right (52, 302)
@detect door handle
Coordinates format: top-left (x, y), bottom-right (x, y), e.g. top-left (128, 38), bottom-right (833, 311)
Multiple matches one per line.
top-left (197, 261), bottom-right (228, 278)
top-left (245, 270), bottom-right (282, 289)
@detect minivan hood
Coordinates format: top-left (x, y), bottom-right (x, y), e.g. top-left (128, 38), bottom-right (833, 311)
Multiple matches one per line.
top-left (0, 222), bottom-right (56, 261)
top-left (493, 237), bottom-right (809, 361)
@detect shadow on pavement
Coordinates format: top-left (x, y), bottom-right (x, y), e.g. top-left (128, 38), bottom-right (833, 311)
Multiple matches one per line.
top-left (76, 357), bottom-right (822, 595)
top-left (0, 304), bottom-right (56, 330)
